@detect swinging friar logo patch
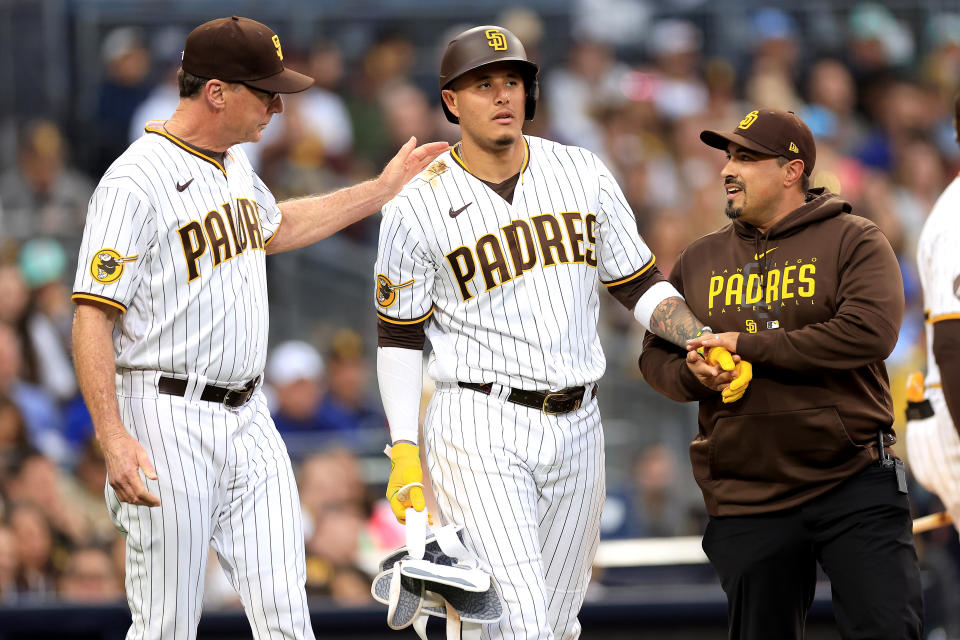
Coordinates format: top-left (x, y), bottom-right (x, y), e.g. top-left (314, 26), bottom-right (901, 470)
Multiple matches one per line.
top-left (377, 274), bottom-right (414, 308)
top-left (90, 249), bottom-right (138, 284)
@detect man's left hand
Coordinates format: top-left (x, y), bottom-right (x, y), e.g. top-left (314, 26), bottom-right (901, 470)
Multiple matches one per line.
top-left (687, 331), bottom-right (741, 355)
top-left (378, 137), bottom-right (451, 198)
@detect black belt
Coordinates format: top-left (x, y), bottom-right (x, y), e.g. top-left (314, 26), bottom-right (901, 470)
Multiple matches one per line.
top-left (458, 381), bottom-right (592, 415)
top-left (158, 375), bottom-right (260, 408)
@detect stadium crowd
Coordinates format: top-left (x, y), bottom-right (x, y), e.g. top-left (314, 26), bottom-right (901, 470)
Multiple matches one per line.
top-left (0, 2), bottom-right (959, 634)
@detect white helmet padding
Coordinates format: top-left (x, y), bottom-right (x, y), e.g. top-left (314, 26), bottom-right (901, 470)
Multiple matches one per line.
top-left (371, 524), bottom-right (504, 639)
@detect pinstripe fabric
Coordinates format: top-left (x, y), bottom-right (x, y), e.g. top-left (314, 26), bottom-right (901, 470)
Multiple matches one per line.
top-left (108, 380), bottom-right (313, 640)
top-left (80, 123), bottom-right (311, 639)
top-left (907, 174), bottom-right (960, 532)
top-left (423, 383), bottom-right (604, 640)
top-left (374, 136), bottom-right (656, 391)
top-left (73, 124), bottom-right (281, 386)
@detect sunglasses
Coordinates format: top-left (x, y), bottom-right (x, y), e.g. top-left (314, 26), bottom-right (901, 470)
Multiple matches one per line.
top-left (241, 83), bottom-right (279, 104)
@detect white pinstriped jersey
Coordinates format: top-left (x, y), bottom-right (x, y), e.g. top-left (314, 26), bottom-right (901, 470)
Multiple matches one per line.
top-left (374, 135), bottom-right (657, 390)
top-left (918, 174), bottom-right (960, 388)
top-left (72, 122), bottom-right (281, 385)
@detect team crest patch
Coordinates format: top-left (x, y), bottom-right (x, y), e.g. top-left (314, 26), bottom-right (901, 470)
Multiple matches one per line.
top-left (377, 274), bottom-right (414, 308)
top-left (420, 160), bottom-right (448, 183)
top-left (90, 249), bottom-right (137, 284)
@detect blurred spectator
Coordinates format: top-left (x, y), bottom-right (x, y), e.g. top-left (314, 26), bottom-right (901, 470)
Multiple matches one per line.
top-left (56, 546), bottom-right (123, 603)
top-left (266, 339), bottom-right (330, 435)
top-left (0, 394), bottom-right (30, 481)
top-left (0, 120), bottom-right (94, 241)
top-left (298, 448), bottom-right (366, 528)
top-left (0, 323), bottom-right (70, 465)
top-left (0, 265), bottom-right (29, 327)
top-left (60, 439), bottom-right (117, 546)
top-left (92, 27), bottom-right (152, 175)
top-left (265, 43), bottom-right (355, 176)
top-left (14, 238), bottom-right (77, 403)
top-left (5, 451), bottom-right (89, 547)
top-left (0, 524), bottom-right (16, 603)
top-left (647, 19), bottom-right (708, 121)
top-left (802, 58), bottom-right (867, 156)
top-left (744, 9), bottom-right (802, 110)
top-left (297, 449), bottom-right (373, 604)
top-left (545, 38), bottom-right (630, 152)
top-left (348, 29), bottom-right (417, 172)
top-left (318, 329), bottom-right (386, 436)
top-left (601, 444), bottom-right (702, 538)
top-left (7, 502), bottom-right (57, 600)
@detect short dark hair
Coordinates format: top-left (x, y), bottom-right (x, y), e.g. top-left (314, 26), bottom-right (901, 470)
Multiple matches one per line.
top-left (178, 68), bottom-right (210, 98)
top-left (777, 155), bottom-right (810, 192)
top-left (954, 92), bottom-right (960, 146)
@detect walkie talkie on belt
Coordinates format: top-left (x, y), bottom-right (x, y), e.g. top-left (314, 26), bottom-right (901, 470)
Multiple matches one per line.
top-left (878, 430), bottom-right (908, 494)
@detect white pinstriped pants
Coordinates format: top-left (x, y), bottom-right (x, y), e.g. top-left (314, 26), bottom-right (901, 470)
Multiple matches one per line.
top-left (108, 372), bottom-right (314, 640)
top-left (424, 382), bottom-right (604, 640)
top-left (906, 389), bottom-right (960, 531)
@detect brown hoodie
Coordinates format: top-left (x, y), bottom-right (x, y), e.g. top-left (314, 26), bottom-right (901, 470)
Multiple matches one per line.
top-left (640, 188), bottom-right (904, 516)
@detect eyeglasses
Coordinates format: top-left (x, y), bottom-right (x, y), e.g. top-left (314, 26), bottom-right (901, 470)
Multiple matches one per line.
top-left (241, 83), bottom-right (279, 105)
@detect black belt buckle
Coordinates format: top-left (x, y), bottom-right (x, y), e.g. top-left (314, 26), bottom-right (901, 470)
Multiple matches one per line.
top-left (542, 389), bottom-right (582, 415)
top-left (223, 376), bottom-right (259, 408)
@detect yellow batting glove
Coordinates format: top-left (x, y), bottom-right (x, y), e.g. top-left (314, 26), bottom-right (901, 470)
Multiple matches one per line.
top-left (387, 442), bottom-right (426, 523)
top-left (906, 371), bottom-right (925, 403)
top-left (703, 346), bottom-right (736, 372)
top-left (722, 360), bottom-right (753, 404)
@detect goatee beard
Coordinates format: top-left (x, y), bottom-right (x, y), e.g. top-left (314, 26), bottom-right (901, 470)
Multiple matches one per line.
top-left (725, 204), bottom-right (742, 220)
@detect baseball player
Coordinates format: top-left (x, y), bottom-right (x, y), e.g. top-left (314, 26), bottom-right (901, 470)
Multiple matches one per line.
top-left (71, 16), bottom-right (447, 640)
top-left (375, 25), bottom-right (747, 639)
top-left (905, 94), bottom-right (960, 535)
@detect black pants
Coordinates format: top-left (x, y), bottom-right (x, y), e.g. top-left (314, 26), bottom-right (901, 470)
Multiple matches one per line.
top-left (702, 464), bottom-right (923, 640)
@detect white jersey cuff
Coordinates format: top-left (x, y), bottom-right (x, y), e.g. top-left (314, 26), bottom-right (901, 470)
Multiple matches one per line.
top-left (633, 281), bottom-right (682, 331)
top-left (377, 346), bottom-right (423, 444)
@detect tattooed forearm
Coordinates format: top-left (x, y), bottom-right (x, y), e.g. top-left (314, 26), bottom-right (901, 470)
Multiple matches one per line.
top-left (649, 296), bottom-right (705, 348)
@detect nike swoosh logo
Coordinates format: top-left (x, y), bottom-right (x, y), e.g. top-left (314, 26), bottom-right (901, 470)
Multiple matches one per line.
top-left (753, 247), bottom-right (778, 260)
top-left (448, 202), bottom-right (472, 218)
top-left (176, 178), bottom-right (194, 192)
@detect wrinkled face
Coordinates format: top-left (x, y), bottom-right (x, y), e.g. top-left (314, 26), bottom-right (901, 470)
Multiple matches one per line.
top-left (443, 61), bottom-right (526, 151)
top-left (225, 82), bottom-right (283, 145)
top-left (721, 142), bottom-right (787, 225)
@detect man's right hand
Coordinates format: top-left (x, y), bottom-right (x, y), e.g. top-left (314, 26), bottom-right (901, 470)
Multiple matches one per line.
top-left (686, 349), bottom-right (739, 392)
top-left (387, 441), bottom-right (426, 523)
top-left (102, 431), bottom-right (161, 507)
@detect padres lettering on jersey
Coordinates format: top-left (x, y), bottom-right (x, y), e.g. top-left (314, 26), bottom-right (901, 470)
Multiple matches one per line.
top-left (72, 122), bottom-right (280, 384)
top-left (374, 136), bottom-right (656, 390)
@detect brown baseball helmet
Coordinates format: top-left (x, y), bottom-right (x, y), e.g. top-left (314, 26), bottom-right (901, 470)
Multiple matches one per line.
top-left (439, 25), bottom-right (539, 124)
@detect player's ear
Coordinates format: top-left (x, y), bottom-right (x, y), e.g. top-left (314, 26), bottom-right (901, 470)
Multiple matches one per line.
top-left (205, 80), bottom-right (229, 109)
top-left (441, 89), bottom-right (459, 121)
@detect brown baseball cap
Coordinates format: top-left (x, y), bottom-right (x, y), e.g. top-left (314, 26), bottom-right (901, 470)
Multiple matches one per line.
top-left (181, 16), bottom-right (313, 94)
top-left (700, 108), bottom-right (816, 175)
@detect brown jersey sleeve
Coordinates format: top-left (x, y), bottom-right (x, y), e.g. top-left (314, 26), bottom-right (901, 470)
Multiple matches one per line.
top-left (604, 261), bottom-right (667, 309)
top-left (377, 315), bottom-right (427, 349)
top-left (933, 318), bottom-right (960, 437)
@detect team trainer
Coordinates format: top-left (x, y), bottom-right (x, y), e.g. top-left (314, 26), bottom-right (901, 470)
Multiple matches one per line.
top-left (72, 16), bottom-right (446, 640)
top-left (644, 108), bottom-right (922, 639)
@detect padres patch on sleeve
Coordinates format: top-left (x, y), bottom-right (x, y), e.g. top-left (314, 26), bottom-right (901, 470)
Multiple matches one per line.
top-left (377, 274), bottom-right (414, 308)
top-left (90, 248), bottom-right (138, 284)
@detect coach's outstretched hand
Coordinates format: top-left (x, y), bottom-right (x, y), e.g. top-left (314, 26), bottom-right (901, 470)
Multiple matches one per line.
top-left (387, 442), bottom-right (427, 523)
top-left (103, 431), bottom-right (161, 507)
top-left (377, 137), bottom-right (451, 198)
